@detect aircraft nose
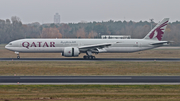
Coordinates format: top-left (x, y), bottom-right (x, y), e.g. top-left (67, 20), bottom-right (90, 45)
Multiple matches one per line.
top-left (5, 44), bottom-right (9, 49)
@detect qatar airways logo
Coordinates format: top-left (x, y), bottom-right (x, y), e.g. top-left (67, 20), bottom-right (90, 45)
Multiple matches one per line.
top-left (149, 21), bottom-right (168, 41)
top-left (22, 42), bottom-right (55, 49)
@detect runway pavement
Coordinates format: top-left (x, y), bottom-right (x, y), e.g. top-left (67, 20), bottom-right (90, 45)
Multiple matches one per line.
top-left (0, 58), bottom-right (180, 61)
top-left (0, 76), bottom-right (180, 85)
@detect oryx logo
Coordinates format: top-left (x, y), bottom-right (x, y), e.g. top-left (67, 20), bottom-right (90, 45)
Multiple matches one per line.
top-left (149, 21), bottom-right (168, 41)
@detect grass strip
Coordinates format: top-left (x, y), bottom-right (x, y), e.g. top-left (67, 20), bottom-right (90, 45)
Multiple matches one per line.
top-left (0, 85), bottom-right (180, 101)
top-left (0, 61), bottom-right (180, 76)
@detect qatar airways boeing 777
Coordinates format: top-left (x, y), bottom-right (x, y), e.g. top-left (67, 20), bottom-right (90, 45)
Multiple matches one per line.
top-left (5, 18), bottom-right (171, 59)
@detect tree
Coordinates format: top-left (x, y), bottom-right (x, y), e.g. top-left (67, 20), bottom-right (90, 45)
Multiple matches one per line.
top-left (58, 24), bottom-right (71, 37)
top-left (41, 28), bottom-right (62, 38)
top-left (6, 19), bottom-right (11, 25)
top-left (88, 31), bottom-right (97, 38)
top-left (76, 28), bottom-right (86, 38)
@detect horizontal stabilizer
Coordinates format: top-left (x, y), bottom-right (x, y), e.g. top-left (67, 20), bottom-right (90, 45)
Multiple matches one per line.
top-left (150, 41), bottom-right (173, 45)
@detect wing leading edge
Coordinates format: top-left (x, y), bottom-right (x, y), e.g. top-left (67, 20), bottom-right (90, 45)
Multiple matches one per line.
top-left (78, 42), bottom-right (120, 52)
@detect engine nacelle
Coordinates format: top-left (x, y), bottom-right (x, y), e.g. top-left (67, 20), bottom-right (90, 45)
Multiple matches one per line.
top-left (62, 47), bottom-right (80, 57)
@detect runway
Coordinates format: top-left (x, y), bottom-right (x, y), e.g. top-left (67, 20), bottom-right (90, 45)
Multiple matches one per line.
top-left (0, 58), bottom-right (180, 61)
top-left (0, 76), bottom-right (180, 85)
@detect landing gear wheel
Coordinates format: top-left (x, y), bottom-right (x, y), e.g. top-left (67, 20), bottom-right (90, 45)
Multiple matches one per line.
top-left (89, 56), bottom-right (93, 60)
top-left (15, 52), bottom-right (20, 59)
top-left (91, 56), bottom-right (95, 59)
top-left (83, 56), bottom-right (87, 59)
top-left (83, 56), bottom-right (95, 60)
top-left (17, 56), bottom-right (20, 59)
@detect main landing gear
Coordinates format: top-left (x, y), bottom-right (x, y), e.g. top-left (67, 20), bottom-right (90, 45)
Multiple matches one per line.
top-left (83, 51), bottom-right (96, 60)
top-left (15, 52), bottom-right (20, 59)
top-left (83, 55), bottom-right (95, 60)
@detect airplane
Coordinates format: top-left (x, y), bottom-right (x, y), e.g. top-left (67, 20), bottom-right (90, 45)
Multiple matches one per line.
top-left (5, 18), bottom-right (171, 59)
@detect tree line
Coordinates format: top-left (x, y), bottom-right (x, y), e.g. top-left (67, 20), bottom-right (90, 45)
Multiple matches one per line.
top-left (0, 16), bottom-right (180, 45)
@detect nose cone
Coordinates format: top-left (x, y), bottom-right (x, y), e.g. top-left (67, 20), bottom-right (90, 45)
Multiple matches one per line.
top-left (5, 44), bottom-right (9, 50)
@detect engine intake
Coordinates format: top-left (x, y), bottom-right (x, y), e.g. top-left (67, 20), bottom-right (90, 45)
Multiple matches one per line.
top-left (63, 47), bottom-right (80, 57)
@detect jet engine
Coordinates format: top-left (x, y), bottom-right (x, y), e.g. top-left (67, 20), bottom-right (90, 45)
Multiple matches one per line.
top-left (62, 47), bottom-right (80, 57)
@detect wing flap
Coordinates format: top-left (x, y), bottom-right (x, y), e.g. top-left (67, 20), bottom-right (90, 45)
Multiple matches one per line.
top-left (79, 43), bottom-right (112, 49)
top-left (79, 42), bottom-right (121, 50)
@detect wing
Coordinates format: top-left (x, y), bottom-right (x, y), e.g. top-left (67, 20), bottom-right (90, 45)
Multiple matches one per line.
top-left (79, 42), bottom-right (120, 52)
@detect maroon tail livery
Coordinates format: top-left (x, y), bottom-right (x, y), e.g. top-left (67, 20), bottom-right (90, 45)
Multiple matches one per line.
top-left (144, 18), bottom-right (169, 41)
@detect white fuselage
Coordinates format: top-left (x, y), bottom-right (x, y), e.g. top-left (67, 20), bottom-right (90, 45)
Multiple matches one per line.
top-left (5, 38), bottom-right (164, 53)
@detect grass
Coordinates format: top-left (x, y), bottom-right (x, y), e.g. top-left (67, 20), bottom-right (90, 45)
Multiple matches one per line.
top-left (0, 85), bottom-right (180, 101)
top-left (0, 61), bottom-right (180, 76)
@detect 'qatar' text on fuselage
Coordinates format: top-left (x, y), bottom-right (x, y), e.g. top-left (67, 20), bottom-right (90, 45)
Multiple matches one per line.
top-left (22, 42), bottom-right (55, 49)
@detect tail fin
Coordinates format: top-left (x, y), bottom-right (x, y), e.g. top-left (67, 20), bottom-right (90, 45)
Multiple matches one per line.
top-left (144, 18), bottom-right (169, 41)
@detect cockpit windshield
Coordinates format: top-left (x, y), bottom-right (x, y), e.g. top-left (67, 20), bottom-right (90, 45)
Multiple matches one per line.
top-left (9, 43), bottom-right (12, 45)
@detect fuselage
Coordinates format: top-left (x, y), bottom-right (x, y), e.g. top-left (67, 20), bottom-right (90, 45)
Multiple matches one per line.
top-left (5, 38), bottom-right (164, 53)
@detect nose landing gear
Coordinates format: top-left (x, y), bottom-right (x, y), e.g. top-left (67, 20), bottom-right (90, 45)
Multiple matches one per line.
top-left (17, 55), bottom-right (20, 59)
top-left (15, 52), bottom-right (20, 59)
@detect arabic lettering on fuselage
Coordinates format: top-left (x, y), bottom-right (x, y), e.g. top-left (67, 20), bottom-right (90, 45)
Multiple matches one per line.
top-left (61, 41), bottom-right (76, 43)
top-left (22, 42), bottom-right (55, 49)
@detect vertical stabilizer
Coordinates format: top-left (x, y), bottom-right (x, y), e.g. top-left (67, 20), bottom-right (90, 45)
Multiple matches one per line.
top-left (144, 18), bottom-right (169, 41)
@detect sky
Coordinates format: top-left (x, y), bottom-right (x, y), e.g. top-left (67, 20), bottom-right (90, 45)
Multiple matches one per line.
top-left (0, 0), bottom-right (179, 24)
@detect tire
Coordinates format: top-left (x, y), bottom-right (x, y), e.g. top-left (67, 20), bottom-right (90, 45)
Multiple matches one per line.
top-left (91, 56), bottom-right (93, 60)
top-left (83, 56), bottom-right (95, 60)
top-left (83, 56), bottom-right (87, 59)
top-left (17, 56), bottom-right (20, 59)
